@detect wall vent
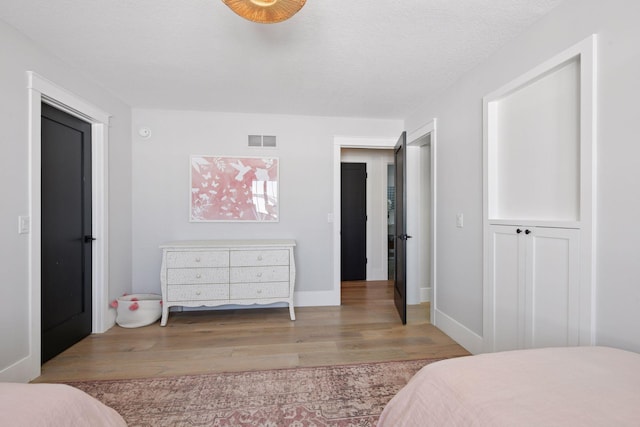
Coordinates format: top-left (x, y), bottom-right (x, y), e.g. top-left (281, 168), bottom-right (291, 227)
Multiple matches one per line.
top-left (248, 135), bottom-right (277, 148)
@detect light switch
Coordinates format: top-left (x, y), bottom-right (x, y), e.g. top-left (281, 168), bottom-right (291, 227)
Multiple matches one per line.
top-left (456, 213), bottom-right (464, 228)
top-left (18, 215), bottom-right (30, 234)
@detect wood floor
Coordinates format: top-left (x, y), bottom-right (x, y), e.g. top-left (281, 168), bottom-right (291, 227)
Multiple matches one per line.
top-left (35, 281), bottom-right (469, 382)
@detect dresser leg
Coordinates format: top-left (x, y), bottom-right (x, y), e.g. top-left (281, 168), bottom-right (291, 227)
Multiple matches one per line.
top-left (289, 304), bottom-right (296, 321)
top-left (160, 306), bottom-right (168, 326)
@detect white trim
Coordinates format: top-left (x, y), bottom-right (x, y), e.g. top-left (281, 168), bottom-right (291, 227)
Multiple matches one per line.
top-left (407, 121), bottom-right (435, 145)
top-left (24, 72), bottom-right (111, 381)
top-left (406, 119), bottom-right (437, 323)
top-left (294, 290), bottom-right (341, 307)
top-left (434, 308), bottom-right (483, 354)
top-left (482, 35), bottom-right (597, 352)
top-left (335, 136), bottom-right (398, 149)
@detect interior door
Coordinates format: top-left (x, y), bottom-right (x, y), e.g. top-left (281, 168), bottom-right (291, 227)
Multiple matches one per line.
top-left (341, 162), bottom-right (367, 281)
top-left (41, 103), bottom-right (93, 363)
top-left (394, 132), bottom-right (408, 324)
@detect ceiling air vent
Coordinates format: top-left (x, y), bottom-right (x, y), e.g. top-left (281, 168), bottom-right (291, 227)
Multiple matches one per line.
top-left (248, 135), bottom-right (277, 148)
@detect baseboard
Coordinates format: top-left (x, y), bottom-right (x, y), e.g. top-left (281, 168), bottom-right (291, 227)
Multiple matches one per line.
top-left (434, 308), bottom-right (484, 354)
top-left (0, 354), bottom-right (38, 383)
top-left (294, 290), bottom-right (340, 307)
top-left (102, 309), bottom-right (117, 332)
top-left (420, 287), bottom-right (431, 302)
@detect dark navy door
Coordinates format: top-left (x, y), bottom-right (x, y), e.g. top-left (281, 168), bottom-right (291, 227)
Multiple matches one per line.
top-left (41, 103), bottom-right (93, 363)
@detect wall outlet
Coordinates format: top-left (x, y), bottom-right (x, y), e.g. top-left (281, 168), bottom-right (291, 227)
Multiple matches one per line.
top-left (18, 215), bottom-right (30, 234)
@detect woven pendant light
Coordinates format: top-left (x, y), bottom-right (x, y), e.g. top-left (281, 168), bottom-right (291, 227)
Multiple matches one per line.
top-left (222, 0), bottom-right (306, 24)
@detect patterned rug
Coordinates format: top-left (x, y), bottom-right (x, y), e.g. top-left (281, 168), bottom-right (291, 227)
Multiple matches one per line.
top-left (66, 359), bottom-right (440, 426)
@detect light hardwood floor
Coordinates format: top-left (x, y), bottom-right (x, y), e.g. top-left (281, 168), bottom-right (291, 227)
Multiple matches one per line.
top-left (35, 281), bottom-right (469, 382)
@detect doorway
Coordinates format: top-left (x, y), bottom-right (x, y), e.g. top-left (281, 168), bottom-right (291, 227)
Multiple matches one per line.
top-left (23, 72), bottom-right (110, 382)
top-left (340, 148), bottom-right (393, 282)
top-left (333, 124), bottom-right (437, 323)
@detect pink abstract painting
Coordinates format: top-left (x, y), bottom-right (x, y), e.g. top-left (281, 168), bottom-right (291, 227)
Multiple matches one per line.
top-left (190, 156), bottom-right (279, 222)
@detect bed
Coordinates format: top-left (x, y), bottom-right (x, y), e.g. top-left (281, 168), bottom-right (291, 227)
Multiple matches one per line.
top-left (378, 346), bottom-right (640, 426)
top-left (0, 382), bottom-right (126, 426)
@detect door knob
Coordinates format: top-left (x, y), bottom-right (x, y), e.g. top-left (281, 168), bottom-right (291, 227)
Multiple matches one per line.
top-left (84, 235), bottom-right (96, 243)
top-left (397, 234), bottom-right (413, 241)
top-left (525, 229), bottom-right (532, 235)
top-left (516, 229), bottom-right (522, 234)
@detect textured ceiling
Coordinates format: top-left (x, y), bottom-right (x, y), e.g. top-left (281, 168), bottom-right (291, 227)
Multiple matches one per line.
top-left (0, 0), bottom-right (564, 119)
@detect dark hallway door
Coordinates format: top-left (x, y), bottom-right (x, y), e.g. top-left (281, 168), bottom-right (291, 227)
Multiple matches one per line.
top-left (341, 162), bottom-right (367, 281)
top-left (41, 103), bottom-right (93, 363)
top-left (394, 132), bottom-right (408, 324)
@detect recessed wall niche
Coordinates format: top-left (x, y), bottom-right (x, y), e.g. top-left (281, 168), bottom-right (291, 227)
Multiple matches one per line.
top-left (486, 58), bottom-right (581, 223)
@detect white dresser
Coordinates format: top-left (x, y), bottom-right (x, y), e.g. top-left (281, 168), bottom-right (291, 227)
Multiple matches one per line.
top-left (159, 239), bottom-right (296, 326)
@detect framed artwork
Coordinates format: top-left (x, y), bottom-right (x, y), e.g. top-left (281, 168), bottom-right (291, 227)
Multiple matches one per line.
top-left (190, 155), bottom-right (279, 222)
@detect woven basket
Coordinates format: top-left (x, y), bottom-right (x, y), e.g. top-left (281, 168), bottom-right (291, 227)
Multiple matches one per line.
top-left (114, 294), bottom-right (162, 328)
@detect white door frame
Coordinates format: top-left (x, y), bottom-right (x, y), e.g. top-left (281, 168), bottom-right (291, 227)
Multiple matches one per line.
top-left (407, 119), bottom-right (437, 322)
top-left (26, 72), bottom-right (110, 380)
top-left (332, 126), bottom-right (437, 312)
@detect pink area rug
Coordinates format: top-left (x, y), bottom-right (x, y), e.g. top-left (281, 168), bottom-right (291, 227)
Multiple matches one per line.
top-left (65, 359), bottom-right (440, 426)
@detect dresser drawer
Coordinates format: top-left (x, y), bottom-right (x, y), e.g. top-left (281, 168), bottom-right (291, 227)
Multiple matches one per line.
top-left (166, 251), bottom-right (229, 268)
top-left (230, 266), bottom-right (289, 283)
top-left (230, 282), bottom-right (290, 299)
top-left (167, 284), bottom-right (229, 302)
top-left (230, 250), bottom-right (289, 267)
top-left (167, 267), bottom-right (229, 285)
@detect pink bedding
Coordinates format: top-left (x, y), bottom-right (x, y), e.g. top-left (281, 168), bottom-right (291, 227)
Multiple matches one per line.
top-left (0, 382), bottom-right (126, 426)
top-left (378, 346), bottom-right (640, 426)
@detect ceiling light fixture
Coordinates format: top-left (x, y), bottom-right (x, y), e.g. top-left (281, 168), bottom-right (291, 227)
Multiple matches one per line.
top-left (222, 0), bottom-right (306, 24)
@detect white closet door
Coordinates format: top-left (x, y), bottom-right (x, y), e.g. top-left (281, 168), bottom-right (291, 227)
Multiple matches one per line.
top-left (489, 225), bottom-right (526, 352)
top-left (525, 227), bottom-right (580, 348)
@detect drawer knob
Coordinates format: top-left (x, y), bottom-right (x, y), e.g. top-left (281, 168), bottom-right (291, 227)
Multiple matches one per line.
top-left (257, 289), bottom-right (262, 294)
top-left (257, 256), bottom-right (263, 261)
top-left (196, 291), bottom-right (201, 296)
top-left (196, 274), bottom-right (202, 279)
top-left (195, 257), bottom-right (201, 262)
top-left (257, 272), bottom-right (263, 277)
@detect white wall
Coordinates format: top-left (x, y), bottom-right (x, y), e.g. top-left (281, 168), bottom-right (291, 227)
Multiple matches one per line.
top-left (0, 19), bottom-right (132, 380)
top-left (131, 109), bottom-right (402, 304)
top-left (406, 0), bottom-right (640, 353)
top-left (340, 148), bottom-right (394, 281)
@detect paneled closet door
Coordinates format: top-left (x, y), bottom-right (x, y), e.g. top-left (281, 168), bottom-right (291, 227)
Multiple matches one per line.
top-left (489, 225), bottom-right (580, 352)
top-left (489, 225), bottom-right (526, 352)
top-left (524, 227), bottom-right (580, 349)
